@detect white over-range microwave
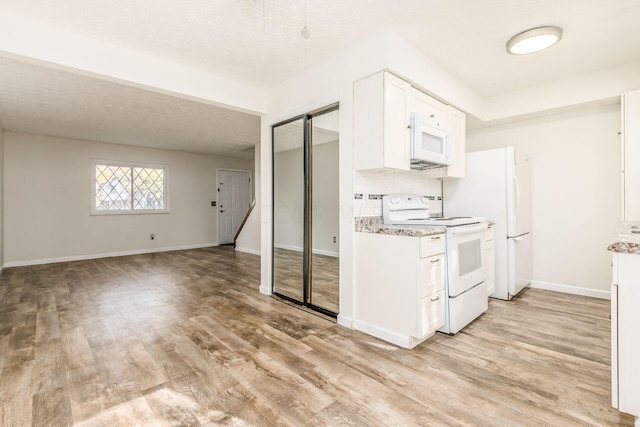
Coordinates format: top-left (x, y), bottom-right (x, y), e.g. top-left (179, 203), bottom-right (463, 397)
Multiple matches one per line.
top-left (410, 112), bottom-right (452, 169)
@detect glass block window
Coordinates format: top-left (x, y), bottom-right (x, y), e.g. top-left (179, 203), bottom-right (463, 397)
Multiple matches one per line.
top-left (93, 161), bottom-right (168, 214)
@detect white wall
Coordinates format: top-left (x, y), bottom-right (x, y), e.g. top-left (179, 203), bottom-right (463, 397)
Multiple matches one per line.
top-left (234, 141), bottom-right (261, 256)
top-left (467, 103), bottom-right (621, 296)
top-left (0, 12), bottom-right (267, 115)
top-left (312, 140), bottom-right (340, 256)
top-left (273, 145), bottom-right (304, 250)
top-left (261, 30), bottom-right (391, 323)
top-left (273, 140), bottom-right (340, 256)
top-left (4, 132), bottom-right (254, 266)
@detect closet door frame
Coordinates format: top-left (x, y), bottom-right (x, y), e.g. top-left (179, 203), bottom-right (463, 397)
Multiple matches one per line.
top-left (271, 103), bottom-right (339, 318)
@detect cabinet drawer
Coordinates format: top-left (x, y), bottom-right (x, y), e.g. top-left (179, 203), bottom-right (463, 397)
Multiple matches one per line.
top-left (418, 254), bottom-right (445, 298)
top-left (419, 234), bottom-right (445, 258)
top-left (417, 290), bottom-right (445, 339)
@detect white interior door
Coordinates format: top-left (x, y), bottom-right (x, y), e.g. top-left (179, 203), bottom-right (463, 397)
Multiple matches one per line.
top-left (218, 170), bottom-right (251, 244)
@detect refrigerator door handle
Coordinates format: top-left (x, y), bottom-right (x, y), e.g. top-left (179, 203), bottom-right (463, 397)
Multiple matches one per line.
top-left (513, 175), bottom-right (521, 220)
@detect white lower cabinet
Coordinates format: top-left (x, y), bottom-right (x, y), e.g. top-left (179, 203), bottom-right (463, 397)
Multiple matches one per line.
top-left (611, 252), bottom-right (640, 420)
top-left (354, 232), bottom-right (446, 349)
top-left (484, 225), bottom-right (495, 296)
top-left (418, 290), bottom-right (445, 338)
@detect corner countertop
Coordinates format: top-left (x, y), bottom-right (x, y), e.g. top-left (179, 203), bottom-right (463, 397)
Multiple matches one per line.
top-left (608, 240), bottom-right (640, 254)
top-left (354, 216), bottom-right (446, 238)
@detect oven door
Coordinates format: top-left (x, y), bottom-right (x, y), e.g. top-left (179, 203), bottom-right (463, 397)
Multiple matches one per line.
top-left (446, 224), bottom-right (487, 297)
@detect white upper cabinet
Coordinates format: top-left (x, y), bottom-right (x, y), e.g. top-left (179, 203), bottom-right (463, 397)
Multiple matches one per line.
top-left (353, 71), bottom-right (465, 178)
top-left (623, 89), bottom-right (640, 222)
top-left (409, 87), bottom-right (448, 123)
top-left (353, 71), bottom-right (410, 171)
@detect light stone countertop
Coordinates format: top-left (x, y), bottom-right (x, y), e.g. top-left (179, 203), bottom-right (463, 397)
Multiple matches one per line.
top-left (354, 216), bottom-right (446, 238)
top-left (608, 240), bottom-right (640, 254)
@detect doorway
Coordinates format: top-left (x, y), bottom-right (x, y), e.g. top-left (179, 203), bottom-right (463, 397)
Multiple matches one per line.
top-left (218, 169), bottom-right (252, 245)
top-left (272, 104), bottom-right (339, 317)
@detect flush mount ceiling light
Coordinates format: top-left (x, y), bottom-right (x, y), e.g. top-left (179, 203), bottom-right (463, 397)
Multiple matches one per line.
top-left (506, 26), bottom-right (562, 55)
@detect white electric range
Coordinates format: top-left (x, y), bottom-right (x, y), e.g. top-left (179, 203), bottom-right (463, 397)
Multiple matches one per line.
top-left (382, 194), bottom-right (489, 334)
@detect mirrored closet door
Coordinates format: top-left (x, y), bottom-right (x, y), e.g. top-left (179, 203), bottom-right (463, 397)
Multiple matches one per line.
top-left (272, 104), bottom-right (339, 316)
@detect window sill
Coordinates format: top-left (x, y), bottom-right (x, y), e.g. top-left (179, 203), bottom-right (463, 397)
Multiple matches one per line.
top-left (90, 210), bottom-right (170, 216)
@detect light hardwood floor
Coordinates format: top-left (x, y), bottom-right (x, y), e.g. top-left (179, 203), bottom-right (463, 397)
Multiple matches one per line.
top-left (0, 246), bottom-right (634, 426)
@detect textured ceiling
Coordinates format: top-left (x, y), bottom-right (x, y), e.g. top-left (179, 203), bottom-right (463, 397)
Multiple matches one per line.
top-left (2, 0), bottom-right (639, 95)
top-left (0, 56), bottom-right (260, 158)
top-left (1, 0), bottom-right (640, 156)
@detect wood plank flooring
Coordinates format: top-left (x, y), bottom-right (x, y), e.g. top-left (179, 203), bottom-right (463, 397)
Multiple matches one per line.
top-left (0, 246), bottom-right (634, 426)
top-left (273, 248), bottom-right (339, 313)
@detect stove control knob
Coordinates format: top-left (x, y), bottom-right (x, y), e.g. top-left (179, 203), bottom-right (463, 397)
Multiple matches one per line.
top-left (421, 196), bottom-right (429, 204)
top-left (390, 197), bottom-right (401, 204)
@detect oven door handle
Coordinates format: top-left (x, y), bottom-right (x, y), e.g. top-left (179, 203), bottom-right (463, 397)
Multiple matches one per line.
top-left (448, 225), bottom-right (486, 236)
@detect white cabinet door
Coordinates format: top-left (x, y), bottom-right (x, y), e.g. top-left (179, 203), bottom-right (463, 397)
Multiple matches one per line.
top-left (445, 106), bottom-right (466, 179)
top-left (383, 73), bottom-right (411, 170)
top-left (611, 282), bottom-right (618, 409)
top-left (353, 71), bottom-right (410, 171)
top-left (623, 90), bottom-right (640, 221)
top-left (418, 254), bottom-right (445, 298)
top-left (409, 87), bottom-right (448, 123)
top-left (615, 253), bottom-right (640, 416)
top-left (418, 290), bottom-right (445, 338)
top-left (354, 232), bottom-right (445, 348)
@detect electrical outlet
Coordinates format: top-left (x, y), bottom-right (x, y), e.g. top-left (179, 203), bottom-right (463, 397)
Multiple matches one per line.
top-left (333, 236), bottom-right (336, 243)
top-left (211, 201), bottom-right (216, 206)
top-left (150, 233), bottom-right (155, 240)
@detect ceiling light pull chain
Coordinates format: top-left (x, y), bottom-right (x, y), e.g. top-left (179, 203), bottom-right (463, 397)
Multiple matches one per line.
top-left (301, 0), bottom-right (310, 39)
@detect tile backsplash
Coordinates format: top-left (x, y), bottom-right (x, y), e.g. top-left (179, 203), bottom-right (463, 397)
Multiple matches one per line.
top-left (353, 170), bottom-right (443, 218)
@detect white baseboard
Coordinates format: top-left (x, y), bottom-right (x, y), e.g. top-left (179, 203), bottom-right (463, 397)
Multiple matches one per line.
top-left (274, 243), bottom-right (339, 258)
top-left (313, 248), bottom-right (340, 258)
top-left (530, 280), bottom-right (611, 300)
top-left (336, 314), bottom-right (353, 329)
top-left (259, 285), bottom-right (272, 295)
top-left (234, 246), bottom-right (261, 256)
top-left (353, 319), bottom-right (411, 348)
top-left (3, 243), bottom-right (220, 268)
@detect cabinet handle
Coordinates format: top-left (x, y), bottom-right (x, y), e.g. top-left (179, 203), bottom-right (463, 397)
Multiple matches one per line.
top-left (431, 236), bottom-right (441, 240)
top-left (632, 230), bottom-right (640, 234)
top-left (430, 296), bottom-right (440, 301)
top-left (430, 114), bottom-right (435, 118)
top-left (430, 259), bottom-right (440, 263)
top-left (631, 225), bottom-right (640, 229)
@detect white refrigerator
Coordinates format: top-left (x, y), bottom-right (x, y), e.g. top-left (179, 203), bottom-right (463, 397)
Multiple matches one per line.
top-left (443, 146), bottom-right (531, 300)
